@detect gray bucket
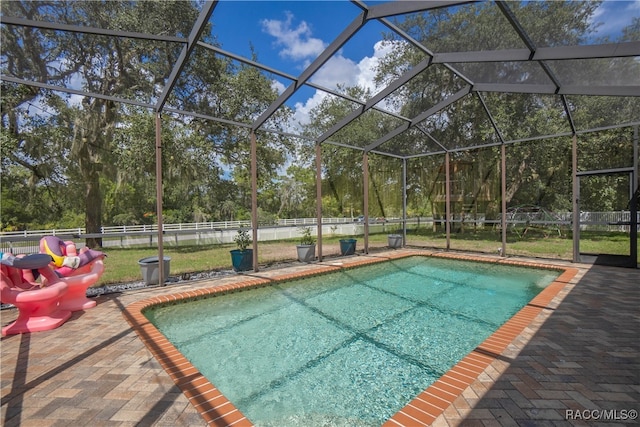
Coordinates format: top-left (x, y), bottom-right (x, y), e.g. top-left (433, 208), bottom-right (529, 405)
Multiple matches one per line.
top-left (388, 234), bottom-right (403, 248)
top-left (138, 256), bottom-right (171, 285)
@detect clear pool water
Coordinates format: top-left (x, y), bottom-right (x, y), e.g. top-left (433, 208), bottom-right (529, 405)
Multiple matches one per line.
top-left (145, 256), bottom-right (558, 426)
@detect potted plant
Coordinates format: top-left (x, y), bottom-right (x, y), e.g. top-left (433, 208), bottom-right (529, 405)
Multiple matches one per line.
top-left (339, 238), bottom-right (357, 256)
top-left (296, 226), bottom-right (316, 262)
top-left (230, 229), bottom-right (253, 272)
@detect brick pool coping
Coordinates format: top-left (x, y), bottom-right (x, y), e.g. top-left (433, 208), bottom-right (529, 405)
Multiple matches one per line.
top-left (121, 250), bottom-right (578, 427)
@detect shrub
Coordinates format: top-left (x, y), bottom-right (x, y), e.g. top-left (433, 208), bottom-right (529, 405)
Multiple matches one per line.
top-left (233, 229), bottom-right (251, 251)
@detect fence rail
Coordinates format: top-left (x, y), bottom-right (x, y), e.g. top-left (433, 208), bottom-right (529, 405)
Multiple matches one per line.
top-left (0, 218), bottom-right (355, 238)
top-left (1, 212), bottom-right (637, 254)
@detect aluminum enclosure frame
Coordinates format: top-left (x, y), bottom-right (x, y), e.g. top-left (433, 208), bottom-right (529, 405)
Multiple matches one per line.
top-left (2, 0), bottom-right (639, 275)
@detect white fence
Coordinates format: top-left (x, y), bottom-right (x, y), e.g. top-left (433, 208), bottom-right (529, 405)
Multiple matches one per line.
top-left (1, 212), bottom-right (636, 254)
top-left (0, 218), bottom-right (398, 254)
top-left (0, 217), bottom-right (350, 238)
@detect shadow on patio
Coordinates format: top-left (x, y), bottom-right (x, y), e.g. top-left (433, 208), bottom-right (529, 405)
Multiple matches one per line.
top-left (441, 264), bottom-right (639, 426)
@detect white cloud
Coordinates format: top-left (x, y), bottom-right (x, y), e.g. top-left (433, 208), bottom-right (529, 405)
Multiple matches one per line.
top-left (310, 55), bottom-right (360, 89)
top-left (261, 11), bottom-right (326, 60)
top-left (271, 79), bottom-right (286, 95)
top-left (308, 41), bottom-right (399, 100)
top-left (306, 40), bottom-right (403, 114)
top-left (293, 90), bottom-right (327, 128)
top-left (356, 40), bottom-right (398, 93)
top-left (262, 13), bottom-right (402, 131)
top-left (261, 12), bottom-right (398, 94)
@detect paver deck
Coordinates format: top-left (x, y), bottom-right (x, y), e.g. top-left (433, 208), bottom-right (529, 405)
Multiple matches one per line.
top-left (1, 249), bottom-right (638, 426)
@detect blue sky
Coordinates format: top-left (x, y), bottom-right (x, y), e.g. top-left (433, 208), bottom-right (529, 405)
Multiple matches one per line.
top-left (211, 1), bottom-right (380, 76)
top-left (207, 0), bottom-right (639, 129)
top-left (210, 0), bottom-right (394, 126)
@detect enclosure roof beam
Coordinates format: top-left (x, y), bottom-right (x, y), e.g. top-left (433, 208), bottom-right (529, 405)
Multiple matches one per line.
top-left (574, 122), bottom-right (640, 135)
top-left (0, 75), bottom-right (261, 132)
top-left (496, 3), bottom-right (560, 118)
top-left (433, 49), bottom-right (531, 63)
top-left (476, 92), bottom-right (506, 144)
top-left (471, 83), bottom-right (640, 96)
top-left (366, 86), bottom-right (471, 152)
top-left (155, 1), bottom-right (217, 112)
top-left (320, 139), bottom-right (420, 160)
top-left (415, 124), bottom-right (449, 152)
top-left (401, 134), bottom-right (569, 160)
top-left (165, 107), bottom-right (366, 150)
top-left (251, 1), bottom-right (475, 132)
top-left (369, 150), bottom-right (406, 160)
top-left (251, 11), bottom-right (367, 131)
top-left (0, 16), bottom-right (186, 43)
top-left (432, 42), bottom-right (640, 63)
top-left (0, 73), bottom-right (390, 154)
top-left (198, 42), bottom-right (294, 80)
top-left (496, 1), bottom-right (561, 97)
top-left (391, 122), bottom-right (640, 160)
top-left (561, 95), bottom-right (577, 135)
top-left (361, 0), bottom-right (477, 19)
top-left (534, 42), bottom-right (640, 61)
top-left (496, 1), bottom-right (537, 57)
top-left (316, 56), bottom-right (433, 144)
top-left (321, 140), bottom-right (366, 152)
top-left (500, 132), bottom-right (574, 145)
top-left (0, 75), bottom-right (154, 109)
top-left (538, 61), bottom-right (562, 94)
top-left (163, 107), bottom-right (253, 129)
top-left (558, 86), bottom-right (640, 97)
top-left (576, 167), bottom-right (635, 177)
top-left (198, 41), bottom-right (413, 124)
top-left (377, 17), bottom-right (433, 57)
top-left (473, 83), bottom-right (556, 94)
top-left (378, 17), bottom-right (475, 87)
top-left (403, 150), bottom-right (447, 159)
top-left (409, 86), bottom-right (472, 126)
top-left (450, 140), bottom-right (507, 152)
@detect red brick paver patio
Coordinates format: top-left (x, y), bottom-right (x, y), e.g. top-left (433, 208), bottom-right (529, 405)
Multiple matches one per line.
top-left (1, 250), bottom-right (638, 426)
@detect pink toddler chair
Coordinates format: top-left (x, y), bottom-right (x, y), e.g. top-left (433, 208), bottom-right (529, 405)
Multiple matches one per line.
top-left (55, 258), bottom-right (105, 311)
top-left (1, 254), bottom-right (72, 337)
top-left (39, 237), bottom-right (106, 311)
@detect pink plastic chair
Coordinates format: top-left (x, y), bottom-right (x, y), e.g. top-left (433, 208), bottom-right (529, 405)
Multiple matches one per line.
top-left (39, 237), bottom-right (106, 311)
top-left (40, 237), bottom-right (105, 277)
top-left (1, 255), bottom-right (72, 337)
top-left (55, 258), bottom-right (105, 311)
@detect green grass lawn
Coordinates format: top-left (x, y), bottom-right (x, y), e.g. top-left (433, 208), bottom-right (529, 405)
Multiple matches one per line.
top-left (96, 229), bottom-right (637, 286)
top-left (99, 236), bottom-right (344, 285)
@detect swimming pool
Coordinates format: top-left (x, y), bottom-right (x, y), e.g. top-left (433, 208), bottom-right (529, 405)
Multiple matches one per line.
top-left (143, 255), bottom-right (560, 426)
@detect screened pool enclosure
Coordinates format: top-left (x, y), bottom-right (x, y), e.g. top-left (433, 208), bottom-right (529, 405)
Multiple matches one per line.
top-left (2, 1), bottom-right (639, 280)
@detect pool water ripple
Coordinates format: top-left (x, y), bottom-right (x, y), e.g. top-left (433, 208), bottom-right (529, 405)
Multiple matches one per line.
top-left (145, 256), bottom-right (559, 426)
